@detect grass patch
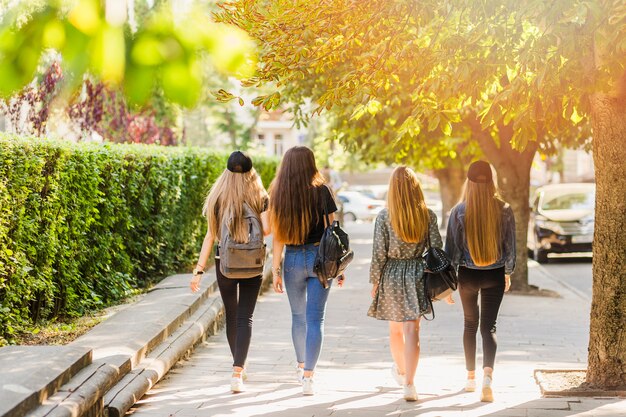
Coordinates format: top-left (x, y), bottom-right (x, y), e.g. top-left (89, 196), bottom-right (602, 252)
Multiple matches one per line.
top-left (14, 292), bottom-right (147, 346)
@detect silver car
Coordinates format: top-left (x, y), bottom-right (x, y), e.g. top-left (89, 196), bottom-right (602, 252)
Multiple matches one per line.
top-left (528, 183), bottom-right (595, 263)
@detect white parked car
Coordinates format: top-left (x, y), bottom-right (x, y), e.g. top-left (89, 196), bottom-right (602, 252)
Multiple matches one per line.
top-left (337, 191), bottom-right (385, 222)
top-left (528, 183), bottom-right (595, 263)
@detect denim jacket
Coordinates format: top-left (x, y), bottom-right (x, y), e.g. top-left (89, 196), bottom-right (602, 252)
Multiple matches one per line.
top-left (444, 202), bottom-right (516, 275)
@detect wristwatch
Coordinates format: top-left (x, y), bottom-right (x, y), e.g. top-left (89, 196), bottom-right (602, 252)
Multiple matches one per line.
top-left (192, 267), bottom-right (204, 276)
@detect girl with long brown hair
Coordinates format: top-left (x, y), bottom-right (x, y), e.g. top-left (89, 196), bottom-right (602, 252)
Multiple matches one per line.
top-left (269, 146), bottom-right (342, 396)
top-left (368, 166), bottom-right (443, 402)
top-left (444, 160), bottom-right (516, 403)
top-left (190, 151), bottom-right (270, 394)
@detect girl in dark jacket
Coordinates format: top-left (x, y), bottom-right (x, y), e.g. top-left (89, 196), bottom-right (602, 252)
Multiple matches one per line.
top-left (445, 160), bottom-right (516, 403)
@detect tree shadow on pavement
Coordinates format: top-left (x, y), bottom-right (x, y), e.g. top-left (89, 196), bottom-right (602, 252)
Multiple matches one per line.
top-left (186, 386), bottom-right (470, 417)
top-left (479, 396), bottom-right (625, 417)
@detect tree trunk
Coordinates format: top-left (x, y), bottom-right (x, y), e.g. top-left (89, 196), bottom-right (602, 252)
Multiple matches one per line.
top-left (434, 164), bottom-right (466, 229)
top-left (225, 108), bottom-right (238, 149)
top-left (475, 125), bottom-right (537, 291)
top-left (586, 93), bottom-right (626, 388)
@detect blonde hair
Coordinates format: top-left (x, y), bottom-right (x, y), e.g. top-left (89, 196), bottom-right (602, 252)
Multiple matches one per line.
top-left (203, 168), bottom-right (268, 243)
top-left (463, 177), bottom-right (503, 266)
top-left (269, 146), bottom-right (326, 244)
top-left (387, 166), bottom-right (430, 243)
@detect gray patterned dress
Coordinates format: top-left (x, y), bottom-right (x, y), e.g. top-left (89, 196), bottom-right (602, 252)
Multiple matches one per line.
top-left (367, 208), bottom-right (443, 321)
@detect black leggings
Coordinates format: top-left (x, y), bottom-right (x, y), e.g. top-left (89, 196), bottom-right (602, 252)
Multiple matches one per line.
top-left (458, 266), bottom-right (505, 371)
top-left (215, 258), bottom-right (263, 368)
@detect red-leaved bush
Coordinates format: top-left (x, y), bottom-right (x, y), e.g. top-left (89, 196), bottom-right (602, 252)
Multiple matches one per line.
top-left (1, 62), bottom-right (63, 136)
top-left (68, 79), bottom-right (177, 146)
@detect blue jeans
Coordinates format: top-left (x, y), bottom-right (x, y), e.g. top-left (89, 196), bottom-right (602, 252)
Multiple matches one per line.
top-left (283, 243), bottom-right (332, 372)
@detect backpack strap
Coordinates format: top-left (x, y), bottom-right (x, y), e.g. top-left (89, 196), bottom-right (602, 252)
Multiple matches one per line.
top-left (422, 297), bottom-right (435, 321)
top-left (321, 185), bottom-right (332, 228)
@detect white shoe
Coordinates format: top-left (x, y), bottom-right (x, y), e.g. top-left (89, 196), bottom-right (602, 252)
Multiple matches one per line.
top-left (403, 384), bottom-right (418, 401)
top-left (480, 376), bottom-right (494, 402)
top-left (296, 366), bottom-right (305, 384)
top-left (391, 364), bottom-right (404, 386)
top-left (231, 376), bottom-right (245, 393)
top-left (302, 377), bottom-right (315, 395)
top-left (465, 378), bottom-right (476, 392)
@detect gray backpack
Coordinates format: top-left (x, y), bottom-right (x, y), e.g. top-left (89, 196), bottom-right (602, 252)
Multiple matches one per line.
top-left (219, 203), bottom-right (266, 278)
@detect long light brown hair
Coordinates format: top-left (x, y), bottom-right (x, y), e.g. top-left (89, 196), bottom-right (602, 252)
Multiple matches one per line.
top-left (463, 175), bottom-right (504, 266)
top-left (269, 146), bottom-right (326, 244)
top-left (387, 166), bottom-right (430, 243)
top-left (203, 168), bottom-right (268, 243)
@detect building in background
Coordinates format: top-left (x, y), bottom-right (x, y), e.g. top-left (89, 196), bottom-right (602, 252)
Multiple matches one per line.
top-left (531, 149), bottom-right (595, 186)
top-left (562, 149), bottom-right (594, 182)
top-left (252, 110), bottom-right (307, 157)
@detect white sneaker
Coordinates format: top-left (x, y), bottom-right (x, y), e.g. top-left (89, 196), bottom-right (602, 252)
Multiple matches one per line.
top-left (296, 366), bottom-right (305, 384)
top-left (403, 384), bottom-right (418, 401)
top-left (302, 377), bottom-right (315, 395)
top-left (391, 364), bottom-right (404, 386)
top-left (231, 376), bottom-right (245, 393)
top-left (480, 376), bottom-right (494, 402)
top-left (465, 378), bottom-right (476, 392)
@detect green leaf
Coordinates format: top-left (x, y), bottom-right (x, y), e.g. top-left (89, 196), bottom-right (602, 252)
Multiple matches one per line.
top-left (441, 121), bottom-right (452, 136)
top-left (161, 62), bottom-right (201, 107)
top-left (350, 104), bottom-right (367, 120)
top-left (366, 99), bottom-right (383, 115)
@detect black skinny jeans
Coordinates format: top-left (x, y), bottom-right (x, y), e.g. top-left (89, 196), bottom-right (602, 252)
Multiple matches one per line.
top-left (458, 266), bottom-right (505, 371)
top-left (215, 258), bottom-right (262, 368)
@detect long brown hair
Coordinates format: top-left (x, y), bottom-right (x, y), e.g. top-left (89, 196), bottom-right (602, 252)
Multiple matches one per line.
top-left (387, 166), bottom-right (430, 243)
top-left (463, 175), bottom-right (504, 266)
top-left (269, 146), bottom-right (326, 244)
top-left (203, 168), bottom-right (268, 243)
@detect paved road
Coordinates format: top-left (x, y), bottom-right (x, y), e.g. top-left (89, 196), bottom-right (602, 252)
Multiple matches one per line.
top-left (540, 256), bottom-right (593, 299)
top-left (128, 221), bottom-right (623, 417)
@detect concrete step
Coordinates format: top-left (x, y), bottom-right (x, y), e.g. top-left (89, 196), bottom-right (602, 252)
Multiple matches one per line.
top-left (0, 345), bottom-right (92, 417)
top-left (29, 360), bottom-right (124, 417)
top-left (104, 292), bottom-right (226, 417)
top-left (70, 273), bottom-right (219, 370)
top-left (19, 263), bottom-right (271, 417)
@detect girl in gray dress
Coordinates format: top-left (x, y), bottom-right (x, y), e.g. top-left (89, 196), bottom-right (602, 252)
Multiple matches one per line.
top-left (368, 166), bottom-right (443, 402)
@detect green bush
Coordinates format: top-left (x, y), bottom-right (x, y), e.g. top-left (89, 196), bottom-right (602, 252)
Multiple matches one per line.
top-left (0, 135), bottom-right (277, 344)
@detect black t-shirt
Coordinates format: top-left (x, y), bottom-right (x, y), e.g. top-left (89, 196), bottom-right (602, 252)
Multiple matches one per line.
top-left (303, 186), bottom-right (338, 244)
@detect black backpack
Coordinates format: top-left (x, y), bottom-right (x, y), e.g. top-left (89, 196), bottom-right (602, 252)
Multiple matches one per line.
top-left (313, 202), bottom-right (354, 288)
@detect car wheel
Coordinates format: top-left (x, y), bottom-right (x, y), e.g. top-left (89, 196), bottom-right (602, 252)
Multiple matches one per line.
top-left (534, 247), bottom-right (549, 264)
top-left (344, 212), bottom-right (357, 222)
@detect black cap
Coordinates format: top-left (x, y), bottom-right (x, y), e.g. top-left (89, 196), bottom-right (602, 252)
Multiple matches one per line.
top-left (467, 160), bottom-right (492, 183)
top-left (227, 151), bottom-right (253, 173)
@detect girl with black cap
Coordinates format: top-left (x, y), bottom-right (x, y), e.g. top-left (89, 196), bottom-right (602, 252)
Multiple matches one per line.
top-left (190, 151), bottom-right (270, 393)
top-left (444, 160), bottom-right (516, 403)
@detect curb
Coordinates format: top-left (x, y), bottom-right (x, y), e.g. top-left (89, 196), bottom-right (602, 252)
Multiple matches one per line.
top-left (22, 261), bottom-right (273, 417)
top-left (105, 266), bottom-right (274, 417)
top-left (104, 294), bottom-right (225, 417)
top-left (534, 369), bottom-right (626, 398)
top-left (528, 260), bottom-right (591, 301)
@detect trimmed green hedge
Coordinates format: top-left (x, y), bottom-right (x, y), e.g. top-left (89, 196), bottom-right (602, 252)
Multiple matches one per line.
top-left (0, 135), bottom-right (277, 344)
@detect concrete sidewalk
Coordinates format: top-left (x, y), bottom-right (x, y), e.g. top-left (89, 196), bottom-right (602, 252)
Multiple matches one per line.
top-left (128, 224), bottom-right (625, 417)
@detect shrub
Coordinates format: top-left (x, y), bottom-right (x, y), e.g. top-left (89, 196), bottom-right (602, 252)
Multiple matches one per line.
top-left (0, 135), bottom-right (277, 344)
